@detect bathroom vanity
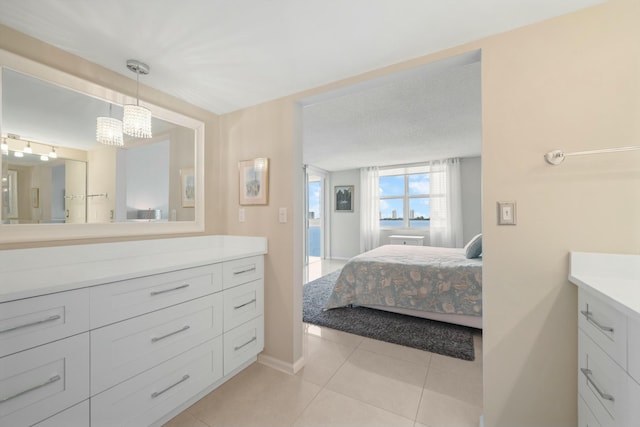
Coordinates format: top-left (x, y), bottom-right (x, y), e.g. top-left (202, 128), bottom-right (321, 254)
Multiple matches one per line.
top-left (569, 252), bottom-right (640, 427)
top-left (0, 235), bottom-right (266, 427)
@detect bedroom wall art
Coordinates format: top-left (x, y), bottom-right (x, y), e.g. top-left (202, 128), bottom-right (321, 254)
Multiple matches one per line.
top-left (334, 185), bottom-right (353, 212)
top-left (239, 158), bottom-right (270, 205)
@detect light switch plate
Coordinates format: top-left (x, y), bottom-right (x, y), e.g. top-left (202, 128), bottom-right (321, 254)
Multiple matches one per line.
top-left (279, 207), bottom-right (287, 223)
top-left (497, 201), bottom-right (516, 225)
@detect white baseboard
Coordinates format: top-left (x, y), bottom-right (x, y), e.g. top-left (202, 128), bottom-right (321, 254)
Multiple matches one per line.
top-left (258, 353), bottom-right (305, 375)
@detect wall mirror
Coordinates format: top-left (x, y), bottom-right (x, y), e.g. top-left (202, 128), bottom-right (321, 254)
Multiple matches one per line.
top-left (0, 50), bottom-right (204, 243)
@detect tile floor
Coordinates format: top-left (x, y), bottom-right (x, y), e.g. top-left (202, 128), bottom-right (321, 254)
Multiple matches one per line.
top-left (164, 325), bottom-right (483, 427)
top-left (164, 258), bottom-right (483, 427)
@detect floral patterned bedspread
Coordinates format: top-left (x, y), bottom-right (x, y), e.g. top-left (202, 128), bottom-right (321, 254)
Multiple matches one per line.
top-left (324, 245), bottom-right (482, 317)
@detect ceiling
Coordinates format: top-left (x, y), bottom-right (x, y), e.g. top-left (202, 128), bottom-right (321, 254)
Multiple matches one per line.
top-left (302, 52), bottom-right (482, 171)
top-left (0, 0), bottom-right (605, 115)
top-left (0, 0), bottom-right (605, 170)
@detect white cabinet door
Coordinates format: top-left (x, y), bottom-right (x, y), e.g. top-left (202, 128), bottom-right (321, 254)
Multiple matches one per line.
top-left (578, 290), bottom-right (627, 369)
top-left (223, 279), bottom-right (264, 332)
top-left (222, 256), bottom-right (263, 289)
top-left (224, 316), bottom-right (264, 376)
top-left (91, 337), bottom-right (223, 427)
top-left (90, 263), bottom-right (222, 328)
top-left (0, 333), bottom-right (89, 427)
top-left (0, 288), bottom-right (89, 358)
top-left (91, 293), bottom-right (223, 395)
top-left (33, 400), bottom-right (89, 427)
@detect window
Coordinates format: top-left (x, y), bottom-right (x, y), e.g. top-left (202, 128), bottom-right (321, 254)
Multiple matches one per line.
top-left (379, 171), bottom-right (431, 228)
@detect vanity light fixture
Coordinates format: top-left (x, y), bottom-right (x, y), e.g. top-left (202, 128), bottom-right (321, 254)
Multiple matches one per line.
top-left (23, 141), bottom-right (32, 154)
top-left (48, 146), bottom-right (58, 159)
top-left (123, 59), bottom-right (152, 139)
top-left (96, 103), bottom-right (124, 146)
top-left (0, 139), bottom-right (7, 153)
top-left (13, 151), bottom-right (23, 158)
top-left (40, 155), bottom-right (49, 161)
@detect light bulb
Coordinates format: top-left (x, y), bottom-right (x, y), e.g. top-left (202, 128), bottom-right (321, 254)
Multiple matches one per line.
top-left (14, 151), bottom-right (24, 158)
top-left (40, 155), bottom-right (49, 161)
top-left (23, 142), bottom-right (32, 154)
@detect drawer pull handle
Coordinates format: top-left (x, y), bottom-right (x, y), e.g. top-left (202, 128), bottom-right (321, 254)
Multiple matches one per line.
top-left (581, 368), bottom-right (615, 402)
top-left (0, 314), bottom-right (61, 334)
top-left (151, 325), bottom-right (190, 343)
top-left (234, 299), bottom-right (257, 310)
top-left (234, 336), bottom-right (257, 351)
top-left (233, 266), bottom-right (256, 275)
top-left (581, 310), bottom-right (614, 333)
top-left (0, 374), bottom-right (61, 404)
top-left (150, 284), bottom-right (190, 296)
top-left (151, 374), bottom-right (190, 399)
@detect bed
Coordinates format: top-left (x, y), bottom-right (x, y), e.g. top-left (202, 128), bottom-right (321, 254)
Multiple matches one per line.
top-left (323, 244), bottom-right (483, 329)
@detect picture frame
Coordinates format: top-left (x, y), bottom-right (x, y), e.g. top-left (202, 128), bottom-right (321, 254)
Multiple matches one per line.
top-left (31, 187), bottom-right (40, 208)
top-left (180, 168), bottom-right (195, 208)
top-left (239, 158), bottom-right (269, 206)
top-left (334, 185), bottom-right (354, 212)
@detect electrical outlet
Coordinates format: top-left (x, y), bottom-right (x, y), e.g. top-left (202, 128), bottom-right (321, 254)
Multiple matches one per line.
top-left (279, 207), bottom-right (287, 223)
top-left (239, 208), bottom-right (246, 222)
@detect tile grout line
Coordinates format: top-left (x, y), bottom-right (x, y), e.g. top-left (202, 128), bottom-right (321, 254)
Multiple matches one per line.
top-left (289, 332), bottom-right (361, 426)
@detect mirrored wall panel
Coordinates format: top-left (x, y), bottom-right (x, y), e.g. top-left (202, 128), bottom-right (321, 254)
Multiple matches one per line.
top-left (1, 68), bottom-right (197, 225)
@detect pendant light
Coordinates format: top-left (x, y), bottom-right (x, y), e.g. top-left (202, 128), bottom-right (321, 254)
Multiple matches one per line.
top-left (123, 59), bottom-right (152, 139)
top-left (96, 103), bottom-right (124, 146)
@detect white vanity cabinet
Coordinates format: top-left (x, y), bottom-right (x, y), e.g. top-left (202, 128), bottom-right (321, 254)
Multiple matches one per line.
top-left (570, 252), bottom-right (640, 427)
top-left (0, 235), bottom-right (267, 427)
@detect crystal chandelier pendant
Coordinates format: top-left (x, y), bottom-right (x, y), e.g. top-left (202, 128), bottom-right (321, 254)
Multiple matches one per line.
top-left (123, 104), bottom-right (152, 138)
top-left (96, 116), bottom-right (124, 146)
top-left (123, 59), bottom-right (152, 139)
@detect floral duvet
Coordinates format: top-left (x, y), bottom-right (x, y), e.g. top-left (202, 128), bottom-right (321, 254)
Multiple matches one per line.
top-left (324, 245), bottom-right (482, 317)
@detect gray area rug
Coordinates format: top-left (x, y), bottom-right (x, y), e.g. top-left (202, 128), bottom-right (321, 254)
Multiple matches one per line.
top-left (303, 270), bottom-right (476, 361)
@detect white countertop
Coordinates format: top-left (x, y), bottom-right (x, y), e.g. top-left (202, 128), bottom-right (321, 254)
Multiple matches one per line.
top-left (0, 235), bottom-right (267, 303)
top-left (569, 251), bottom-right (640, 322)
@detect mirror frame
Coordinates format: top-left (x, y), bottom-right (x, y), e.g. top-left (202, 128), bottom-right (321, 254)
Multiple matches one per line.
top-left (0, 49), bottom-right (205, 243)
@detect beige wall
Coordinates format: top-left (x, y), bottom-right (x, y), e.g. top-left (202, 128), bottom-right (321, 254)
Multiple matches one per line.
top-left (219, 100), bottom-right (300, 364)
top-left (218, 1), bottom-right (640, 425)
top-left (2, 1), bottom-right (639, 425)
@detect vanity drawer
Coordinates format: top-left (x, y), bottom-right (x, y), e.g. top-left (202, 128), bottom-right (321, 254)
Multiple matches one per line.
top-left (0, 333), bottom-right (89, 427)
top-left (578, 329), bottom-right (627, 427)
top-left (222, 256), bottom-right (263, 289)
top-left (91, 337), bottom-right (223, 427)
top-left (627, 316), bottom-right (640, 384)
top-left (578, 289), bottom-right (627, 369)
top-left (223, 279), bottom-right (264, 332)
top-left (90, 263), bottom-right (222, 328)
top-left (91, 293), bottom-right (223, 395)
top-left (33, 400), bottom-right (89, 427)
top-left (0, 288), bottom-right (90, 357)
top-left (578, 395), bottom-right (603, 427)
top-left (224, 315), bottom-right (264, 376)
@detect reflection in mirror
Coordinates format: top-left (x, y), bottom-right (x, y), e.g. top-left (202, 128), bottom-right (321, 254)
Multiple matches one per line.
top-left (1, 68), bottom-right (196, 225)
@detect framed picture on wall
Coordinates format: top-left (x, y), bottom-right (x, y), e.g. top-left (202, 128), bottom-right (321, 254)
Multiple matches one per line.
top-left (239, 158), bottom-right (270, 205)
top-left (180, 168), bottom-right (195, 208)
top-left (334, 185), bottom-right (353, 212)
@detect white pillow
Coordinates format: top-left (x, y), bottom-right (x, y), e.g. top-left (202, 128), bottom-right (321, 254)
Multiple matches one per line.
top-left (464, 233), bottom-right (482, 259)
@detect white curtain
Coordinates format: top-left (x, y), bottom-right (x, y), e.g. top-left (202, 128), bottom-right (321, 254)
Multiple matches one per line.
top-left (429, 158), bottom-right (464, 248)
top-left (360, 166), bottom-right (380, 252)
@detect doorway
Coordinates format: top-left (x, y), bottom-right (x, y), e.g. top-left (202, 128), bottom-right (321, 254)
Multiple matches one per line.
top-left (304, 166), bottom-right (328, 282)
